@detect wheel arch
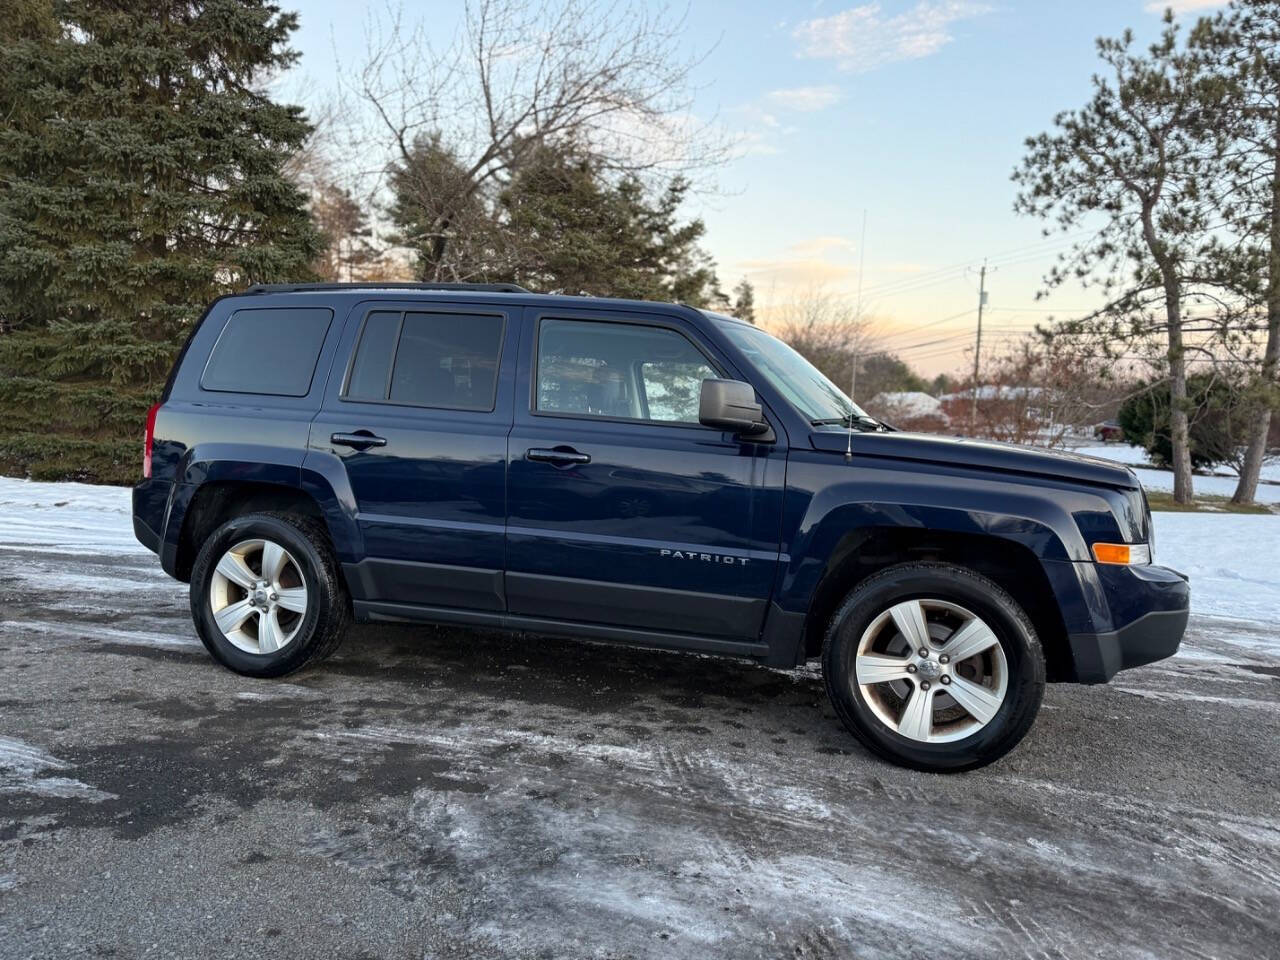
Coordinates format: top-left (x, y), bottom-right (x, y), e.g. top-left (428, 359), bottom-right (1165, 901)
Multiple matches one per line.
top-left (173, 481), bottom-right (327, 582)
top-left (803, 527), bottom-right (1073, 682)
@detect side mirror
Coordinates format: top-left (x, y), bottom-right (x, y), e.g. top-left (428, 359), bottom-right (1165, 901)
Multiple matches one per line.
top-left (699, 379), bottom-right (770, 437)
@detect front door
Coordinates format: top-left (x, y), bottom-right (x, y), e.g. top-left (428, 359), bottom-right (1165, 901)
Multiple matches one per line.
top-left (505, 308), bottom-right (786, 641)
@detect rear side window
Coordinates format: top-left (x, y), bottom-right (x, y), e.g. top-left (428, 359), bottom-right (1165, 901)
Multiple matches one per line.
top-left (201, 307), bottom-right (333, 397)
top-left (343, 310), bottom-right (505, 412)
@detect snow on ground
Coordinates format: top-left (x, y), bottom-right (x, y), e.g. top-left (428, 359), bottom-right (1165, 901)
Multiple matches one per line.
top-left (0, 477), bottom-right (139, 555)
top-left (1072, 442), bottom-right (1280, 503)
top-left (1152, 512), bottom-right (1280, 623)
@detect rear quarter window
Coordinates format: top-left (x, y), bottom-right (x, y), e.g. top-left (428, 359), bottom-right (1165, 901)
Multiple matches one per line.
top-left (201, 307), bottom-right (334, 397)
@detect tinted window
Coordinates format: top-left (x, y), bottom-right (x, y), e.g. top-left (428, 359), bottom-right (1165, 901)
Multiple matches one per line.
top-left (380, 312), bottom-right (504, 410)
top-left (345, 311), bottom-right (400, 400)
top-left (201, 308), bottom-right (333, 396)
top-left (536, 319), bottom-right (717, 423)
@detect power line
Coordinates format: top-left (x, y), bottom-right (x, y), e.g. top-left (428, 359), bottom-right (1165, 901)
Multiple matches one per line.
top-left (853, 233), bottom-right (1086, 302)
top-left (876, 308), bottom-right (978, 343)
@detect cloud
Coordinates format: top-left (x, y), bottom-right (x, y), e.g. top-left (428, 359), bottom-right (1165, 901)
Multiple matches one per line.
top-left (788, 235), bottom-right (858, 257)
top-left (766, 85), bottom-right (843, 112)
top-left (793, 1), bottom-right (993, 73)
top-left (735, 258), bottom-right (858, 288)
top-left (1143, 0), bottom-right (1226, 12)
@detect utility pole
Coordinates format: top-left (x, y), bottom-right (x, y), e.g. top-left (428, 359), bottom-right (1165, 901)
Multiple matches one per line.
top-left (969, 260), bottom-right (988, 434)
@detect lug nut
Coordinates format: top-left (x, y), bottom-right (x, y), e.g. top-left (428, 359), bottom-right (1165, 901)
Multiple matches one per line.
top-left (939, 654), bottom-right (950, 664)
top-left (918, 648), bottom-right (930, 658)
top-left (269, 593), bottom-right (278, 602)
top-left (906, 664), bottom-right (917, 674)
top-left (920, 681), bottom-right (931, 691)
top-left (940, 676), bottom-right (951, 686)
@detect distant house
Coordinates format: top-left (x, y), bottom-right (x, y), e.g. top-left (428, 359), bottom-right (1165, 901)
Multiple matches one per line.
top-left (938, 385), bottom-right (1044, 405)
top-left (868, 391), bottom-right (950, 432)
top-left (938, 385), bottom-right (1055, 443)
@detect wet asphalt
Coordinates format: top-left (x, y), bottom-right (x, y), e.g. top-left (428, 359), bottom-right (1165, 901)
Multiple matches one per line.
top-left (1, 537), bottom-right (1279, 960)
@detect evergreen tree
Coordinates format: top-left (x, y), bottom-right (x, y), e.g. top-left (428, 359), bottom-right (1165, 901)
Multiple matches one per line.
top-left (498, 144), bottom-right (724, 305)
top-left (857, 354), bottom-right (930, 398)
top-left (385, 133), bottom-right (501, 282)
top-left (388, 139), bottom-right (726, 305)
top-left (0, 0), bottom-right (321, 482)
top-left (1013, 16), bottom-right (1220, 503)
top-left (731, 279), bottom-right (756, 324)
top-left (1190, 2), bottom-right (1280, 503)
top-left (311, 182), bottom-right (378, 282)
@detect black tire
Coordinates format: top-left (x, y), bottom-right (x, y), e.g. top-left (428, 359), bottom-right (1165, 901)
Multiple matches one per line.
top-left (189, 511), bottom-right (350, 678)
top-left (822, 562), bottom-right (1045, 773)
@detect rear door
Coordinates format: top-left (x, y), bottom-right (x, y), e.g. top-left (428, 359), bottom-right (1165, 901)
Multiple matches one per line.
top-left (308, 299), bottom-right (520, 613)
top-left (505, 306), bottom-right (787, 642)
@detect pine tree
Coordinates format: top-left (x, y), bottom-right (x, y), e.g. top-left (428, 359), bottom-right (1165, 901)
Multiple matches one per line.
top-left (1013, 16), bottom-right (1220, 504)
top-left (311, 182), bottom-right (379, 282)
top-left (0, 0), bottom-right (321, 482)
top-left (1191, 2), bottom-right (1280, 503)
top-left (732, 279), bottom-right (756, 324)
top-left (495, 142), bottom-right (725, 306)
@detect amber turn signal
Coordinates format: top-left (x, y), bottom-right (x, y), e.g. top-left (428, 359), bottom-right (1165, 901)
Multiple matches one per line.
top-left (1092, 542), bottom-right (1152, 565)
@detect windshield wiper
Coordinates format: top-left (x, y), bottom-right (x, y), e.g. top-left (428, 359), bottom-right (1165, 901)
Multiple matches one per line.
top-left (810, 413), bottom-right (888, 432)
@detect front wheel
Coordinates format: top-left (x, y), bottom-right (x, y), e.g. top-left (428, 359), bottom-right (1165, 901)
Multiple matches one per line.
top-left (822, 562), bottom-right (1045, 772)
top-left (189, 512), bottom-right (350, 678)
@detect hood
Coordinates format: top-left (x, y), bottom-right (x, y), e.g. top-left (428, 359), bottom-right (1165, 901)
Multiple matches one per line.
top-left (809, 430), bottom-right (1139, 490)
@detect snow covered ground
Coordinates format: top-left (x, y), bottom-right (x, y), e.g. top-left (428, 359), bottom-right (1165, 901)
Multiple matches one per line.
top-left (1150, 512), bottom-right (1280, 623)
top-left (1071, 442), bottom-right (1280, 504)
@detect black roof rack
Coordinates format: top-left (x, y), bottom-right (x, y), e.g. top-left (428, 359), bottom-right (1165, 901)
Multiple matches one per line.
top-left (244, 281), bottom-right (531, 294)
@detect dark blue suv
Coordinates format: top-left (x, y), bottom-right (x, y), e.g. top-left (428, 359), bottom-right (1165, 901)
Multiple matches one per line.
top-left (132, 282), bottom-right (1189, 770)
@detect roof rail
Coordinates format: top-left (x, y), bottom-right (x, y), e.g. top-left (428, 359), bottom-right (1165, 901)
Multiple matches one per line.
top-left (244, 281), bottom-right (531, 294)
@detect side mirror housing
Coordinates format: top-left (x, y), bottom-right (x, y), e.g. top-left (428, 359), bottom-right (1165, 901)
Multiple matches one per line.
top-left (699, 379), bottom-right (771, 437)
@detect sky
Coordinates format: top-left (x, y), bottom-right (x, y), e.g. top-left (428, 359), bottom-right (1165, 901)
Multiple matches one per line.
top-left (282, 0), bottom-right (1228, 377)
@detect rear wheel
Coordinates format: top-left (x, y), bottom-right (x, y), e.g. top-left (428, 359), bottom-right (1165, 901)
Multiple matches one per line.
top-left (190, 512), bottom-right (349, 677)
top-left (822, 562), bottom-right (1045, 772)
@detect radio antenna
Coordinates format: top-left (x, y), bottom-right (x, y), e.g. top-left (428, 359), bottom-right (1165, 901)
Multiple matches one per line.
top-left (844, 363), bottom-right (855, 463)
top-left (847, 209), bottom-right (868, 463)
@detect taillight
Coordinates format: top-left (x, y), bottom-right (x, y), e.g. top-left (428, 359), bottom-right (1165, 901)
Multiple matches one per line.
top-left (143, 402), bottom-right (162, 478)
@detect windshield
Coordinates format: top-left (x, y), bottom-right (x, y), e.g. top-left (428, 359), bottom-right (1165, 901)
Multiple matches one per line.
top-left (718, 322), bottom-right (869, 424)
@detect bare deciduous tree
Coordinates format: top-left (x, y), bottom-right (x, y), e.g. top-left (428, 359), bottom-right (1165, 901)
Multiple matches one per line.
top-left (342, 0), bottom-right (728, 280)
top-left (773, 289), bottom-right (879, 401)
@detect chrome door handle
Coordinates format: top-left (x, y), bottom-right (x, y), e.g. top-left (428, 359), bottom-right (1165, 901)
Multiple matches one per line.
top-left (527, 447), bottom-right (591, 465)
top-left (331, 431), bottom-right (387, 450)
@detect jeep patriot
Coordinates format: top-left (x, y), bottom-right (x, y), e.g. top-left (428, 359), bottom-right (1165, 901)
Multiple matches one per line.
top-left (132, 282), bottom-right (1190, 770)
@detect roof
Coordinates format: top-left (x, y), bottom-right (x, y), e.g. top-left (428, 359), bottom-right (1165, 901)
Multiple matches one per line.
top-left (245, 282), bottom-right (530, 295)
top-left (230, 282), bottom-right (705, 317)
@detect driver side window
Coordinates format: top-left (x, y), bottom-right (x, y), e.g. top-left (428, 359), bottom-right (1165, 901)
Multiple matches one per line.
top-left (536, 318), bottom-right (717, 424)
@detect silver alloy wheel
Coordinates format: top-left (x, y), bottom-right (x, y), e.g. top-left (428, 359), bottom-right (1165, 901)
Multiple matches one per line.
top-left (853, 598), bottom-right (1008, 744)
top-left (208, 538), bottom-right (308, 655)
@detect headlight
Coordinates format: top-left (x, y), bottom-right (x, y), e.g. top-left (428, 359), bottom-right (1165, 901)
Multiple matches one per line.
top-left (1092, 542), bottom-right (1152, 565)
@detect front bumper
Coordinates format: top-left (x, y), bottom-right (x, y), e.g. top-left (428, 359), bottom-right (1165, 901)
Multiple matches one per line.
top-left (1066, 563), bottom-right (1190, 683)
top-left (1068, 607), bottom-right (1189, 683)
